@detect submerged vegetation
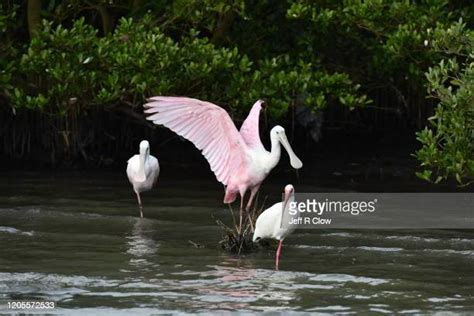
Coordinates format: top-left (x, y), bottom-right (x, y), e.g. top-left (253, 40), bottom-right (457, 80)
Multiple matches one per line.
top-left (216, 201), bottom-right (264, 254)
top-left (0, 1), bottom-right (473, 184)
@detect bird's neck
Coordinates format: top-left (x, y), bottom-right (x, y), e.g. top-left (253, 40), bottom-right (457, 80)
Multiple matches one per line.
top-left (138, 152), bottom-right (148, 178)
top-left (281, 194), bottom-right (295, 226)
top-left (268, 135), bottom-right (281, 169)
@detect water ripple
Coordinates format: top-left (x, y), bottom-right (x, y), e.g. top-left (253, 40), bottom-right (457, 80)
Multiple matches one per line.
top-left (0, 226), bottom-right (34, 236)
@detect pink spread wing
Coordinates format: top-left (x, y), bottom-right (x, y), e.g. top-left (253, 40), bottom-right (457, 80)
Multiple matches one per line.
top-left (239, 100), bottom-right (265, 151)
top-left (144, 96), bottom-right (249, 185)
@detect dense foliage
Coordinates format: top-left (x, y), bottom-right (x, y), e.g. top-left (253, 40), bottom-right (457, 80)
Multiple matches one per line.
top-left (0, 1), bottom-right (473, 184)
top-left (416, 20), bottom-right (474, 185)
top-left (4, 2), bottom-right (370, 119)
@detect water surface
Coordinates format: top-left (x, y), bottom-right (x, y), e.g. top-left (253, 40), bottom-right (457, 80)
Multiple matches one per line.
top-left (0, 172), bottom-right (473, 314)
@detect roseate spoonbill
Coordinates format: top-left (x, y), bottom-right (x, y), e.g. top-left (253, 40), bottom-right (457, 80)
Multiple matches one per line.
top-left (144, 97), bottom-right (302, 231)
top-left (126, 140), bottom-right (160, 217)
top-left (253, 184), bottom-right (296, 269)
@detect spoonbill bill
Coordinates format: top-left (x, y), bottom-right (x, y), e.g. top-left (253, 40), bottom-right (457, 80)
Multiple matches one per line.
top-left (253, 184), bottom-right (296, 269)
top-left (126, 140), bottom-right (160, 217)
top-left (144, 97), bottom-right (302, 231)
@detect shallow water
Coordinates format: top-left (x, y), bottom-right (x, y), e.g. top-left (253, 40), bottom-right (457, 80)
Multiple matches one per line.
top-left (0, 171), bottom-right (473, 314)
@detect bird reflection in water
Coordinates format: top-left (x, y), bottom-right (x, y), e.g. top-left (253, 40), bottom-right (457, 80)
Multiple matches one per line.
top-left (185, 257), bottom-right (296, 311)
top-left (125, 219), bottom-right (160, 271)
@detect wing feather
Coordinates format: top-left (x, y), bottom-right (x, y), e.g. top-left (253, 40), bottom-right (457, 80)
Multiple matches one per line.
top-left (239, 100), bottom-right (266, 151)
top-left (144, 96), bottom-right (249, 185)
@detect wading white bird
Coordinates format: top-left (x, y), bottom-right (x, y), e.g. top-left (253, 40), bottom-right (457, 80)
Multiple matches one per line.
top-left (253, 184), bottom-right (296, 269)
top-left (144, 97), bottom-right (302, 231)
top-left (126, 140), bottom-right (160, 217)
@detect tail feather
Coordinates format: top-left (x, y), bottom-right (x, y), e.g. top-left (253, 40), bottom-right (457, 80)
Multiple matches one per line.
top-left (223, 189), bottom-right (237, 204)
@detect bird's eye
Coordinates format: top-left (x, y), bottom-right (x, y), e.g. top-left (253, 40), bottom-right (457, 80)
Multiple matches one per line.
top-left (256, 237), bottom-right (261, 241)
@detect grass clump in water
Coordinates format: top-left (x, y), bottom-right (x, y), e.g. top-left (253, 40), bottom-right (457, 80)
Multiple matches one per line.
top-left (216, 198), bottom-right (267, 255)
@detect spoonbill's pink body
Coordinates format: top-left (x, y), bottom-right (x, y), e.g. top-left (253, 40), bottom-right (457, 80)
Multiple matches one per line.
top-left (144, 97), bottom-right (302, 230)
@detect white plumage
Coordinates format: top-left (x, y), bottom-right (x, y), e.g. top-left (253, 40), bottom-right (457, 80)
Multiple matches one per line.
top-left (253, 184), bottom-right (296, 269)
top-left (126, 140), bottom-right (160, 217)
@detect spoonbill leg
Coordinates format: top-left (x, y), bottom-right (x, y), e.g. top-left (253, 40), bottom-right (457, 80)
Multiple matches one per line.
top-left (135, 191), bottom-right (143, 218)
top-left (237, 195), bottom-right (245, 233)
top-left (245, 186), bottom-right (259, 232)
top-left (275, 240), bottom-right (283, 270)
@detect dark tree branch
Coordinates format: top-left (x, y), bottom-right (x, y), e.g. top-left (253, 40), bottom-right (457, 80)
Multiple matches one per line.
top-left (27, 0), bottom-right (42, 39)
top-left (211, 10), bottom-right (236, 44)
top-left (97, 5), bottom-right (113, 35)
top-left (113, 102), bottom-right (156, 129)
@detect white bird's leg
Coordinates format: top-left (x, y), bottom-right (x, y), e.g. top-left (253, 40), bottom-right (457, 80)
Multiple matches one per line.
top-left (135, 191), bottom-right (143, 218)
top-left (275, 239), bottom-right (283, 270)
